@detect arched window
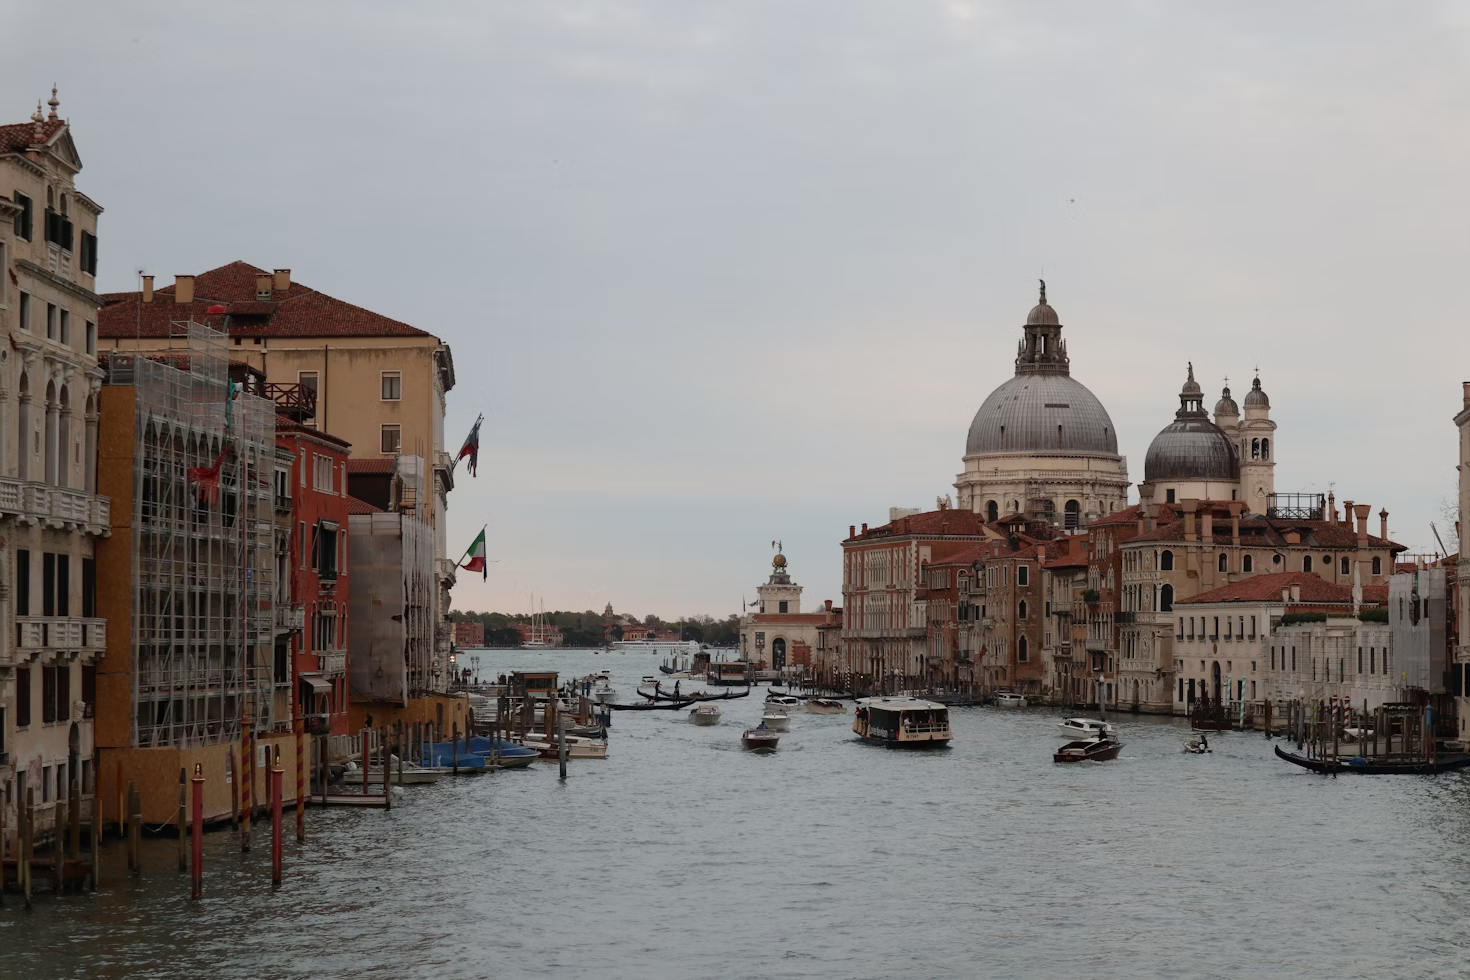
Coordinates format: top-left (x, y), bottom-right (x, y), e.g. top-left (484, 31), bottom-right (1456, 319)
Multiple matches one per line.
top-left (986, 500), bottom-right (998, 522)
top-left (1303, 555), bottom-right (1312, 572)
top-left (1064, 499), bottom-right (1080, 530)
top-left (1218, 553), bottom-right (1227, 573)
top-left (1160, 550), bottom-right (1174, 571)
top-left (1261, 438), bottom-right (1270, 460)
top-left (1161, 584), bottom-right (1174, 612)
top-left (1018, 635), bottom-right (1028, 662)
top-left (1372, 556), bottom-right (1381, 575)
top-left (1251, 438), bottom-right (1260, 459)
top-left (1243, 555), bottom-right (1253, 572)
top-left (1018, 600), bottom-right (1027, 620)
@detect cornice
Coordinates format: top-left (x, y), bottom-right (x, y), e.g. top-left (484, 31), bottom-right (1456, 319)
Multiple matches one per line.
top-left (14, 259), bottom-right (103, 307)
top-left (0, 152), bottom-right (46, 179)
top-left (72, 190), bottom-right (103, 216)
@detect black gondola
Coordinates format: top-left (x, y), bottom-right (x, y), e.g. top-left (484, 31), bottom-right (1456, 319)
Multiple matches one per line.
top-left (606, 698), bottom-right (697, 711)
top-left (645, 687), bottom-right (751, 703)
top-left (1273, 744), bottom-right (1470, 775)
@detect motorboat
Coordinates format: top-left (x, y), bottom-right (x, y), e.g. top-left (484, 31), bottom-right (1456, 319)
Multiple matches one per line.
top-left (742, 725), bottom-right (780, 752)
top-left (994, 692), bottom-right (1027, 708)
top-left (520, 735), bottom-right (609, 760)
top-left (760, 709), bottom-right (790, 731)
top-left (1059, 718), bottom-right (1115, 739)
top-left (1183, 735), bottom-right (1212, 754)
top-left (1053, 735), bottom-right (1123, 763)
top-left (852, 698), bottom-right (952, 747)
top-left (806, 698), bottom-right (847, 714)
top-left (463, 736), bottom-right (540, 770)
top-left (688, 704), bottom-right (722, 726)
top-left (765, 694), bottom-right (803, 711)
top-left (336, 759), bottom-right (444, 786)
top-left (593, 678), bottom-right (617, 703)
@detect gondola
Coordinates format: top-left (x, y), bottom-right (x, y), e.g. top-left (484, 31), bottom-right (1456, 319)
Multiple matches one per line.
top-left (1273, 743), bottom-right (1470, 775)
top-left (658, 664), bottom-right (676, 675)
top-left (1053, 735), bottom-right (1123, 763)
top-left (606, 698), bottom-right (697, 711)
top-left (645, 687), bottom-right (751, 703)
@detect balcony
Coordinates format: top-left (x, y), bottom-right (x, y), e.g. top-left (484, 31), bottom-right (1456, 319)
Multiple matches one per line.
top-left (1115, 611), bottom-right (1137, 624)
top-left (1085, 637), bottom-right (1108, 652)
top-left (0, 479), bottom-right (110, 534)
top-left (1050, 601), bottom-right (1072, 617)
top-left (318, 651), bottom-right (346, 677)
top-left (274, 604), bottom-right (304, 632)
top-left (266, 382), bottom-right (317, 422)
top-left (15, 616), bottom-right (106, 655)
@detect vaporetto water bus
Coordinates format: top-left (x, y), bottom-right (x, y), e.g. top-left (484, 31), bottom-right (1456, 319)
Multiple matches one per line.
top-left (852, 697), bottom-right (953, 747)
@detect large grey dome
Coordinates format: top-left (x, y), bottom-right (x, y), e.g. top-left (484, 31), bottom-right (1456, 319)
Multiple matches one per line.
top-left (966, 374), bottom-right (1120, 456)
top-left (1144, 364), bottom-right (1240, 482)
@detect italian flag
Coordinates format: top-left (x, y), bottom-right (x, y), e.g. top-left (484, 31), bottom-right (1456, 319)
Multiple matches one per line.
top-left (459, 527), bottom-right (488, 579)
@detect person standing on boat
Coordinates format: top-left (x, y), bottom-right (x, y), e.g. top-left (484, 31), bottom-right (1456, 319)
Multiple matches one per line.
top-left (674, 680), bottom-right (681, 698)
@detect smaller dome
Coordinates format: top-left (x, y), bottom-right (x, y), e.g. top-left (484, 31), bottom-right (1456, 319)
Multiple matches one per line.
top-left (1244, 375), bottom-right (1270, 409)
top-left (1180, 361), bottom-right (1202, 398)
top-left (1215, 385), bottom-right (1238, 417)
top-left (772, 553), bottom-right (787, 569)
top-left (1026, 302), bottom-right (1059, 326)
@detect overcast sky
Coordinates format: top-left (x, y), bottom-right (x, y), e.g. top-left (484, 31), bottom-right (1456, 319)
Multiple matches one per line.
top-left (8, 1), bottom-right (1469, 620)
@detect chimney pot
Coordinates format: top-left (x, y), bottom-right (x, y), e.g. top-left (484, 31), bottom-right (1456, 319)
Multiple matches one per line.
top-left (1353, 503), bottom-right (1370, 545)
top-left (1282, 589), bottom-right (1290, 604)
top-left (1379, 508), bottom-right (1388, 541)
top-left (142, 275), bottom-right (154, 303)
top-left (272, 268), bottom-right (291, 292)
top-left (861, 523), bottom-right (868, 534)
top-left (174, 275), bottom-right (194, 305)
top-left (849, 525), bottom-right (855, 539)
top-left (255, 273), bottom-right (273, 299)
top-left (1342, 500), bottom-right (1353, 527)
top-left (1290, 584), bottom-right (1301, 603)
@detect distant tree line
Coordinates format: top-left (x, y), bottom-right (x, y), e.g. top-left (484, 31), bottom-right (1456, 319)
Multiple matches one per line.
top-left (447, 608), bottom-right (741, 648)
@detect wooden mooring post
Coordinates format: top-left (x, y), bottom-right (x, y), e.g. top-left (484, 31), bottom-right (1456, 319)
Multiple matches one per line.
top-left (176, 767), bottom-right (187, 872)
top-left (270, 749), bottom-right (283, 889)
top-left (295, 719), bottom-right (306, 842)
top-left (190, 764), bottom-right (204, 900)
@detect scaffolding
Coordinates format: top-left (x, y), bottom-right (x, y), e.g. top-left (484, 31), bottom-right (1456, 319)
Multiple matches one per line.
top-left (103, 320), bottom-right (279, 748)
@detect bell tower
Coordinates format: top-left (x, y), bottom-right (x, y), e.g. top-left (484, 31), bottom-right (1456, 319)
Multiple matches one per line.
top-left (1238, 373), bottom-right (1276, 511)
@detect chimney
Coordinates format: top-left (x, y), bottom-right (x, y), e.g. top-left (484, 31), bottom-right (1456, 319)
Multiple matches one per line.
top-left (142, 275), bottom-right (154, 303)
top-left (1282, 589), bottom-right (1290, 604)
top-left (1290, 584), bottom-right (1301, 603)
top-left (1327, 492), bottom-right (1336, 524)
top-left (1201, 509), bottom-right (1214, 544)
top-left (1342, 500), bottom-right (1353, 527)
top-left (1229, 501), bottom-right (1242, 544)
top-left (174, 275), bottom-right (194, 305)
top-left (1184, 510), bottom-right (1197, 541)
top-left (1379, 508), bottom-right (1388, 541)
top-left (1353, 504), bottom-right (1370, 546)
top-left (849, 525), bottom-right (855, 539)
top-left (272, 268), bottom-right (291, 292)
top-left (1463, 382), bottom-right (1470, 409)
top-left (861, 523), bottom-right (868, 534)
top-left (255, 273), bottom-right (273, 300)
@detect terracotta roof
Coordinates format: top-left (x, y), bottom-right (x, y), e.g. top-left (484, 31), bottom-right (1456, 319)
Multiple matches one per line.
top-left (275, 418), bottom-right (351, 450)
top-left (1176, 572), bottom-right (1377, 606)
top-left (1125, 513), bottom-right (1403, 552)
top-left (1090, 503), bottom-right (1147, 527)
top-left (98, 261), bottom-right (435, 340)
top-left (0, 118), bottom-right (64, 155)
top-left (345, 496), bottom-right (384, 515)
top-left (346, 458), bottom-right (396, 474)
top-left (848, 509), bottom-right (991, 542)
top-left (925, 543), bottom-right (997, 569)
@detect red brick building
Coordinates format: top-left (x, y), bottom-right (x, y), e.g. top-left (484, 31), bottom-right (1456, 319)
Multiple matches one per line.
top-left (277, 420), bottom-right (353, 736)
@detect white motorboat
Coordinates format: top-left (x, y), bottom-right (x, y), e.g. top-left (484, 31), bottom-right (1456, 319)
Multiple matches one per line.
top-left (994, 692), bottom-right (1027, 708)
top-left (337, 759), bottom-right (444, 785)
top-left (593, 679), bottom-right (617, 703)
top-left (1059, 717), bottom-right (1115, 739)
top-left (760, 709), bottom-right (790, 731)
top-left (806, 698), bottom-right (847, 714)
top-left (688, 704), bottom-right (721, 726)
top-left (765, 694), bottom-right (803, 710)
top-left (520, 735), bottom-right (609, 760)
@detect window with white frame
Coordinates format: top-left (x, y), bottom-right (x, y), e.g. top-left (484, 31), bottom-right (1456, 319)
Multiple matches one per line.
top-left (381, 371), bottom-right (401, 400)
top-left (380, 424), bottom-right (401, 454)
top-left (313, 453), bottom-right (334, 493)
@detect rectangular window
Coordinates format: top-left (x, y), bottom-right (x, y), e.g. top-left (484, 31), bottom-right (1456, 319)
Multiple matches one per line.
top-left (381, 371), bottom-right (401, 400)
top-left (380, 424), bottom-right (401, 454)
top-left (319, 522), bottom-right (339, 579)
top-left (56, 665), bottom-right (69, 721)
top-left (56, 554), bottom-right (69, 617)
top-left (46, 303), bottom-right (57, 340)
top-left (59, 309), bottom-right (69, 346)
top-left (1166, 489), bottom-right (1176, 503)
top-left (16, 549), bottom-right (29, 616)
top-left (310, 523), bottom-right (320, 572)
top-left (41, 552), bottom-right (55, 617)
top-left (42, 664), bottom-right (57, 723)
top-left (313, 454), bottom-right (334, 492)
top-left (16, 667), bottom-right (31, 726)
top-left (778, 600), bottom-right (788, 613)
top-left (18, 292), bottom-right (28, 332)
top-left (299, 521), bottom-right (308, 569)
top-left (79, 230), bottom-right (98, 276)
top-left (82, 664), bottom-right (96, 714)
top-left (85, 320), bottom-right (95, 355)
top-left (13, 192), bottom-right (33, 239)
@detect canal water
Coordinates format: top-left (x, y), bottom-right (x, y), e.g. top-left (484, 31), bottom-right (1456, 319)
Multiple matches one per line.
top-left (4, 649), bottom-right (1470, 979)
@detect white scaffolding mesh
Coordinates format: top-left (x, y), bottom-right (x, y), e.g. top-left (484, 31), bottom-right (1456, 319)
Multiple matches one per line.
top-left (104, 320), bottom-right (280, 748)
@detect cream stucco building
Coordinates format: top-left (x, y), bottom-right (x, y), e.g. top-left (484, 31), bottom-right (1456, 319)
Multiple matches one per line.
top-left (955, 283), bottom-right (1131, 529)
top-left (0, 90), bottom-right (111, 838)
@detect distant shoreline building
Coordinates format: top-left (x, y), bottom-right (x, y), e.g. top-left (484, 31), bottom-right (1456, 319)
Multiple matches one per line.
top-left (738, 551), bottom-right (839, 672)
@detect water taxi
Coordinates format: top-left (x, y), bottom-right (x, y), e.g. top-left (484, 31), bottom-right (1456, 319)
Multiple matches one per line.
top-left (994, 692), bottom-right (1027, 708)
top-left (688, 704), bottom-right (721, 725)
top-left (742, 725), bottom-right (780, 752)
top-left (1053, 734), bottom-right (1122, 763)
top-left (852, 697), bottom-right (952, 747)
top-left (806, 698), bottom-right (847, 714)
top-left (1059, 718), bottom-right (1114, 739)
top-left (760, 709), bottom-right (790, 731)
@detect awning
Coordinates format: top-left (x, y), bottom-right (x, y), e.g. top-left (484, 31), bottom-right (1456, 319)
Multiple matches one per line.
top-left (300, 674), bottom-right (332, 695)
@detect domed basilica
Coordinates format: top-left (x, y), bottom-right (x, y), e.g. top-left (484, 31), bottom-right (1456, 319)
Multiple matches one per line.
top-left (1138, 364), bottom-right (1276, 510)
top-left (955, 283), bottom-right (1131, 528)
